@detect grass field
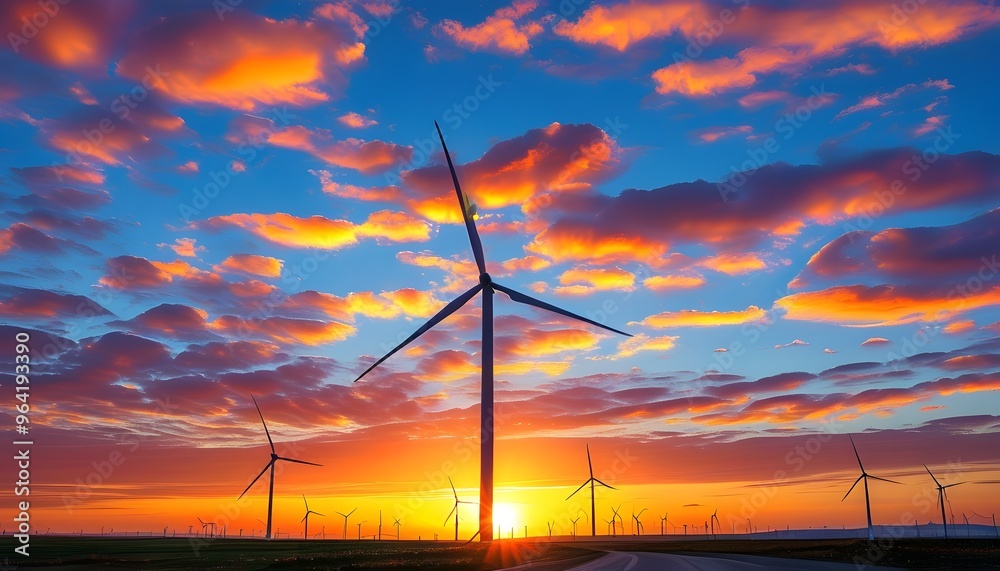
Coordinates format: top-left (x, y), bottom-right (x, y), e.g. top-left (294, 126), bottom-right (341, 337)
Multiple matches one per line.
top-left (1, 536), bottom-right (998, 570)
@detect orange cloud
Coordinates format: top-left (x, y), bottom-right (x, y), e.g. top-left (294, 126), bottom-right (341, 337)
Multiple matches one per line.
top-left (943, 320), bottom-right (976, 335)
top-left (230, 117), bottom-right (411, 173)
top-left (311, 169), bottom-right (402, 201)
top-left (776, 284), bottom-right (1000, 326)
top-left (644, 1), bottom-right (1000, 96)
top-left (594, 333), bottom-right (679, 360)
top-left (284, 288), bottom-right (445, 322)
top-left (860, 337), bottom-right (890, 346)
top-left (694, 125), bottom-right (753, 143)
top-left (500, 255), bottom-right (552, 273)
top-left (338, 111), bottom-right (378, 128)
top-left (116, 10), bottom-right (365, 111)
top-left (697, 252), bottom-right (767, 275)
top-left (556, 267), bottom-right (635, 294)
top-left (215, 254), bottom-right (284, 278)
top-left (497, 328), bottom-right (602, 358)
top-left (552, 0), bottom-right (706, 51)
top-left (632, 306), bottom-right (768, 328)
top-left (210, 315), bottom-right (355, 346)
top-left (198, 211), bottom-right (430, 249)
top-left (402, 122), bottom-right (621, 223)
top-left (643, 275), bottom-right (706, 291)
top-left (436, 0), bottom-right (543, 55)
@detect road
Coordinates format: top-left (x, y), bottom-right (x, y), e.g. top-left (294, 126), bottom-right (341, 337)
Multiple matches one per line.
top-left (560, 551), bottom-right (906, 570)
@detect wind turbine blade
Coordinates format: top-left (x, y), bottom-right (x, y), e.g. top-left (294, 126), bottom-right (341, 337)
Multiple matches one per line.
top-left (566, 480), bottom-right (590, 500)
top-left (348, 507), bottom-right (357, 517)
top-left (314, 512), bottom-right (325, 517)
top-left (943, 482), bottom-right (965, 489)
top-left (849, 435), bottom-right (864, 472)
top-left (301, 515), bottom-right (307, 523)
top-left (444, 505), bottom-right (457, 527)
top-left (198, 518), bottom-right (206, 525)
top-left (251, 394), bottom-right (274, 453)
top-left (924, 464), bottom-right (942, 487)
top-left (354, 284), bottom-right (483, 382)
top-left (592, 478), bottom-right (617, 490)
top-left (303, 494), bottom-right (309, 510)
top-left (336, 512), bottom-right (347, 517)
top-left (868, 475), bottom-right (903, 485)
top-left (449, 476), bottom-right (458, 500)
top-left (434, 121), bottom-right (486, 276)
top-left (238, 459), bottom-right (274, 500)
top-left (842, 474), bottom-right (864, 501)
top-left (586, 444), bottom-right (594, 479)
top-left (277, 456), bottom-right (323, 467)
top-left (491, 282), bottom-right (632, 337)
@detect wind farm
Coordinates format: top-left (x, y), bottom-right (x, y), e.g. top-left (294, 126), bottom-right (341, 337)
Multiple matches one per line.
top-left (5, 0), bottom-right (1000, 569)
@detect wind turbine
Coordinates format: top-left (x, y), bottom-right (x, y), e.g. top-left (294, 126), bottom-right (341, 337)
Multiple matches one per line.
top-left (197, 518), bottom-right (215, 538)
top-left (566, 444), bottom-right (616, 537)
top-left (237, 395), bottom-right (322, 539)
top-left (547, 521), bottom-right (554, 539)
top-left (842, 435), bottom-right (901, 540)
top-left (301, 495), bottom-right (324, 540)
top-left (353, 123), bottom-right (631, 542)
top-left (445, 476), bottom-right (475, 541)
top-left (602, 517), bottom-right (613, 535)
top-left (378, 510), bottom-right (382, 541)
top-left (632, 508), bottom-right (647, 535)
top-left (336, 508), bottom-right (357, 540)
top-left (659, 513), bottom-right (668, 536)
top-left (611, 504), bottom-right (623, 537)
top-left (570, 516), bottom-right (580, 538)
top-left (924, 464), bottom-right (964, 539)
top-left (393, 518), bottom-right (401, 540)
top-left (710, 509), bottom-right (721, 538)
top-left (357, 520), bottom-right (366, 540)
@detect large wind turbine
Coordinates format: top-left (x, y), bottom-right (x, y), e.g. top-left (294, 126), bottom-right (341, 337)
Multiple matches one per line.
top-left (353, 122), bottom-right (631, 541)
top-left (842, 435), bottom-right (901, 540)
top-left (301, 495), bottom-right (324, 540)
top-left (567, 444), bottom-right (616, 537)
top-left (445, 476), bottom-right (474, 541)
top-left (925, 464), bottom-right (964, 539)
top-left (336, 507), bottom-right (357, 540)
top-left (237, 395), bottom-right (322, 539)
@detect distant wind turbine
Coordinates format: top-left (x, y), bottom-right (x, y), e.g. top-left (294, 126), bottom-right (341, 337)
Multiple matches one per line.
top-left (357, 520), bottom-right (366, 540)
top-left (567, 444), bottom-right (616, 537)
top-left (924, 464), bottom-right (964, 539)
top-left (353, 123), bottom-right (631, 542)
top-left (301, 495), bottom-right (324, 540)
top-left (570, 516), bottom-right (580, 538)
top-left (632, 508), bottom-right (647, 535)
top-left (445, 476), bottom-right (475, 541)
top-left (842, 435), bottom-right (901, 540)
top-left (710, 509), bottom-right (721, 538)
top-left (393, 518), bottom-right (401, 540)
top-left (237, 395), bottom-right (322, 540)
top-left (659, 513), bottom-right (668, 536)
top-left (336, 508), bottom-right (357, 540)
top-left (197, 518), bottom-right (215, 538)
top-left (611, 504), bottom-right (623, 537)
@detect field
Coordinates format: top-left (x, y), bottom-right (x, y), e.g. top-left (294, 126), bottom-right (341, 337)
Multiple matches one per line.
top-left (1, 536), bottom-right (998, 570)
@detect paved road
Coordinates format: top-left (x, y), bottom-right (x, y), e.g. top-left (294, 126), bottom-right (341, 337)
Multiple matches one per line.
top-left (562, 551), bottom-right (906, 570)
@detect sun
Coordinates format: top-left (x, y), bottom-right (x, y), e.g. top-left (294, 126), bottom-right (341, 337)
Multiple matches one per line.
top-left (493, 502), bottom-right (518, 533)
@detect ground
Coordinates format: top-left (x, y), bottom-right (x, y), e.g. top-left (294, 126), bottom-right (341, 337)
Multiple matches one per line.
top-left (1, 537), bottom-right (998, 570)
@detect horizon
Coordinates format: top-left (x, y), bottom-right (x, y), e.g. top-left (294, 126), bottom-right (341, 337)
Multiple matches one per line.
top-left (1, 0), bottom-right (999, 546)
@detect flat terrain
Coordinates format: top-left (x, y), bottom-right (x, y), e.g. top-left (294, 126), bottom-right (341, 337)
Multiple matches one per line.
top-left (0, 536), bottom-right (998, 570)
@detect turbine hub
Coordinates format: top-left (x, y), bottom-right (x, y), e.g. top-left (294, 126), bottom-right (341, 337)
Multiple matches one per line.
top-left (479, 272), bottom-right (492, 286)
top-left (271, 453), bottom-right (278, 460)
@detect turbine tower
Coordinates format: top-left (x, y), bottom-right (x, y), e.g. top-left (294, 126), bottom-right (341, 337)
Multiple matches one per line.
top-left (710, 509), bottom-right (721, 538)
top-left (336, 508), bottom-right (357, 540)
top-left (393, 518), bottom-right (401, 540)
top-left (237, 395), bottom-right (322, 539)
top-left (632, 508), bottom-right (646, 535)
top-left (925, 464), bottom-right (964, 539)
top-left (445, 476), bottom-right (474, 541)
top-left (566, 444), bottom-right (616, 537)
top-left (301, 495), bottom-right (324, 540)
top-left (842, 435), bottom-right (901, 540)
top-left (353, 123), bottom-right (631, 541)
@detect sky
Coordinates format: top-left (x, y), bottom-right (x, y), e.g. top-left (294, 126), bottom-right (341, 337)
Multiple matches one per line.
top-left (1, 0), bottom-right (1000, 541)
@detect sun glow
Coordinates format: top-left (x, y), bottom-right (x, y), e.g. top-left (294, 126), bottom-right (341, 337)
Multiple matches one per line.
top-left (493, 503), bottom-right (519, 534)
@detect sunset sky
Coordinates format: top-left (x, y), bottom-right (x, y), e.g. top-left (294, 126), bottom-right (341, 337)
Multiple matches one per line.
top-left (2, 0), bottom-right (1000, 540)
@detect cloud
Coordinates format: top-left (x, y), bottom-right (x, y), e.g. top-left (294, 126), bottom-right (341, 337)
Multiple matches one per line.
top-left (0, 223), bottom-right (93, 255)
top-left (554, 266), bottom-right (636, 295)
top-left (197, 211), bottom-right (431, 249)
top-left (861, 337), bottom-right (891, 346)
top-left (835, 80), bottom-right (951, 119)
top-left (436, 0), bottom-right (544, 55)
top-left (552, 0), bottom-right (707, 51)
top-left (1, 0), bottom-right (130, 73)
top-left (158, 238), bottom-right (204, 258)
top-left (338, 111), bottom-right (378, 128)
top-left (694, 125), bottom-right (753, 143)
top-left (528, 148), bottom-right (1000, 266)
top-left (0, 286), bottom-right (112, 319)
top-left (775, 339), bottom-right (808, 349)
top-left (632, 306), bottom-right (768, 329)
top-left (943, 320), bottom-right (976, 335)
top-left (643, 275), bottom-right (706, 291)
top-left (697, 252), bottom-right (767, 275)
top-left (738, 90), bottom-right (792, 109)
top-left (116, 9), bottom-right (365, 111)
top-left (644, 2), bottom-right (999, 96)
top-left (594, 333), bottom-right (679, 360)
top-left (215, 254), bottom-right (284, 278)
top-left (228, 116), bottom-right (411, 173)
top-left (210, 314), bottom-right (355, 346)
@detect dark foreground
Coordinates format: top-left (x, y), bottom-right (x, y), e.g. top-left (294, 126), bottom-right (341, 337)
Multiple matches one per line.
top-left (0, 536), bottom-right (998, 570)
